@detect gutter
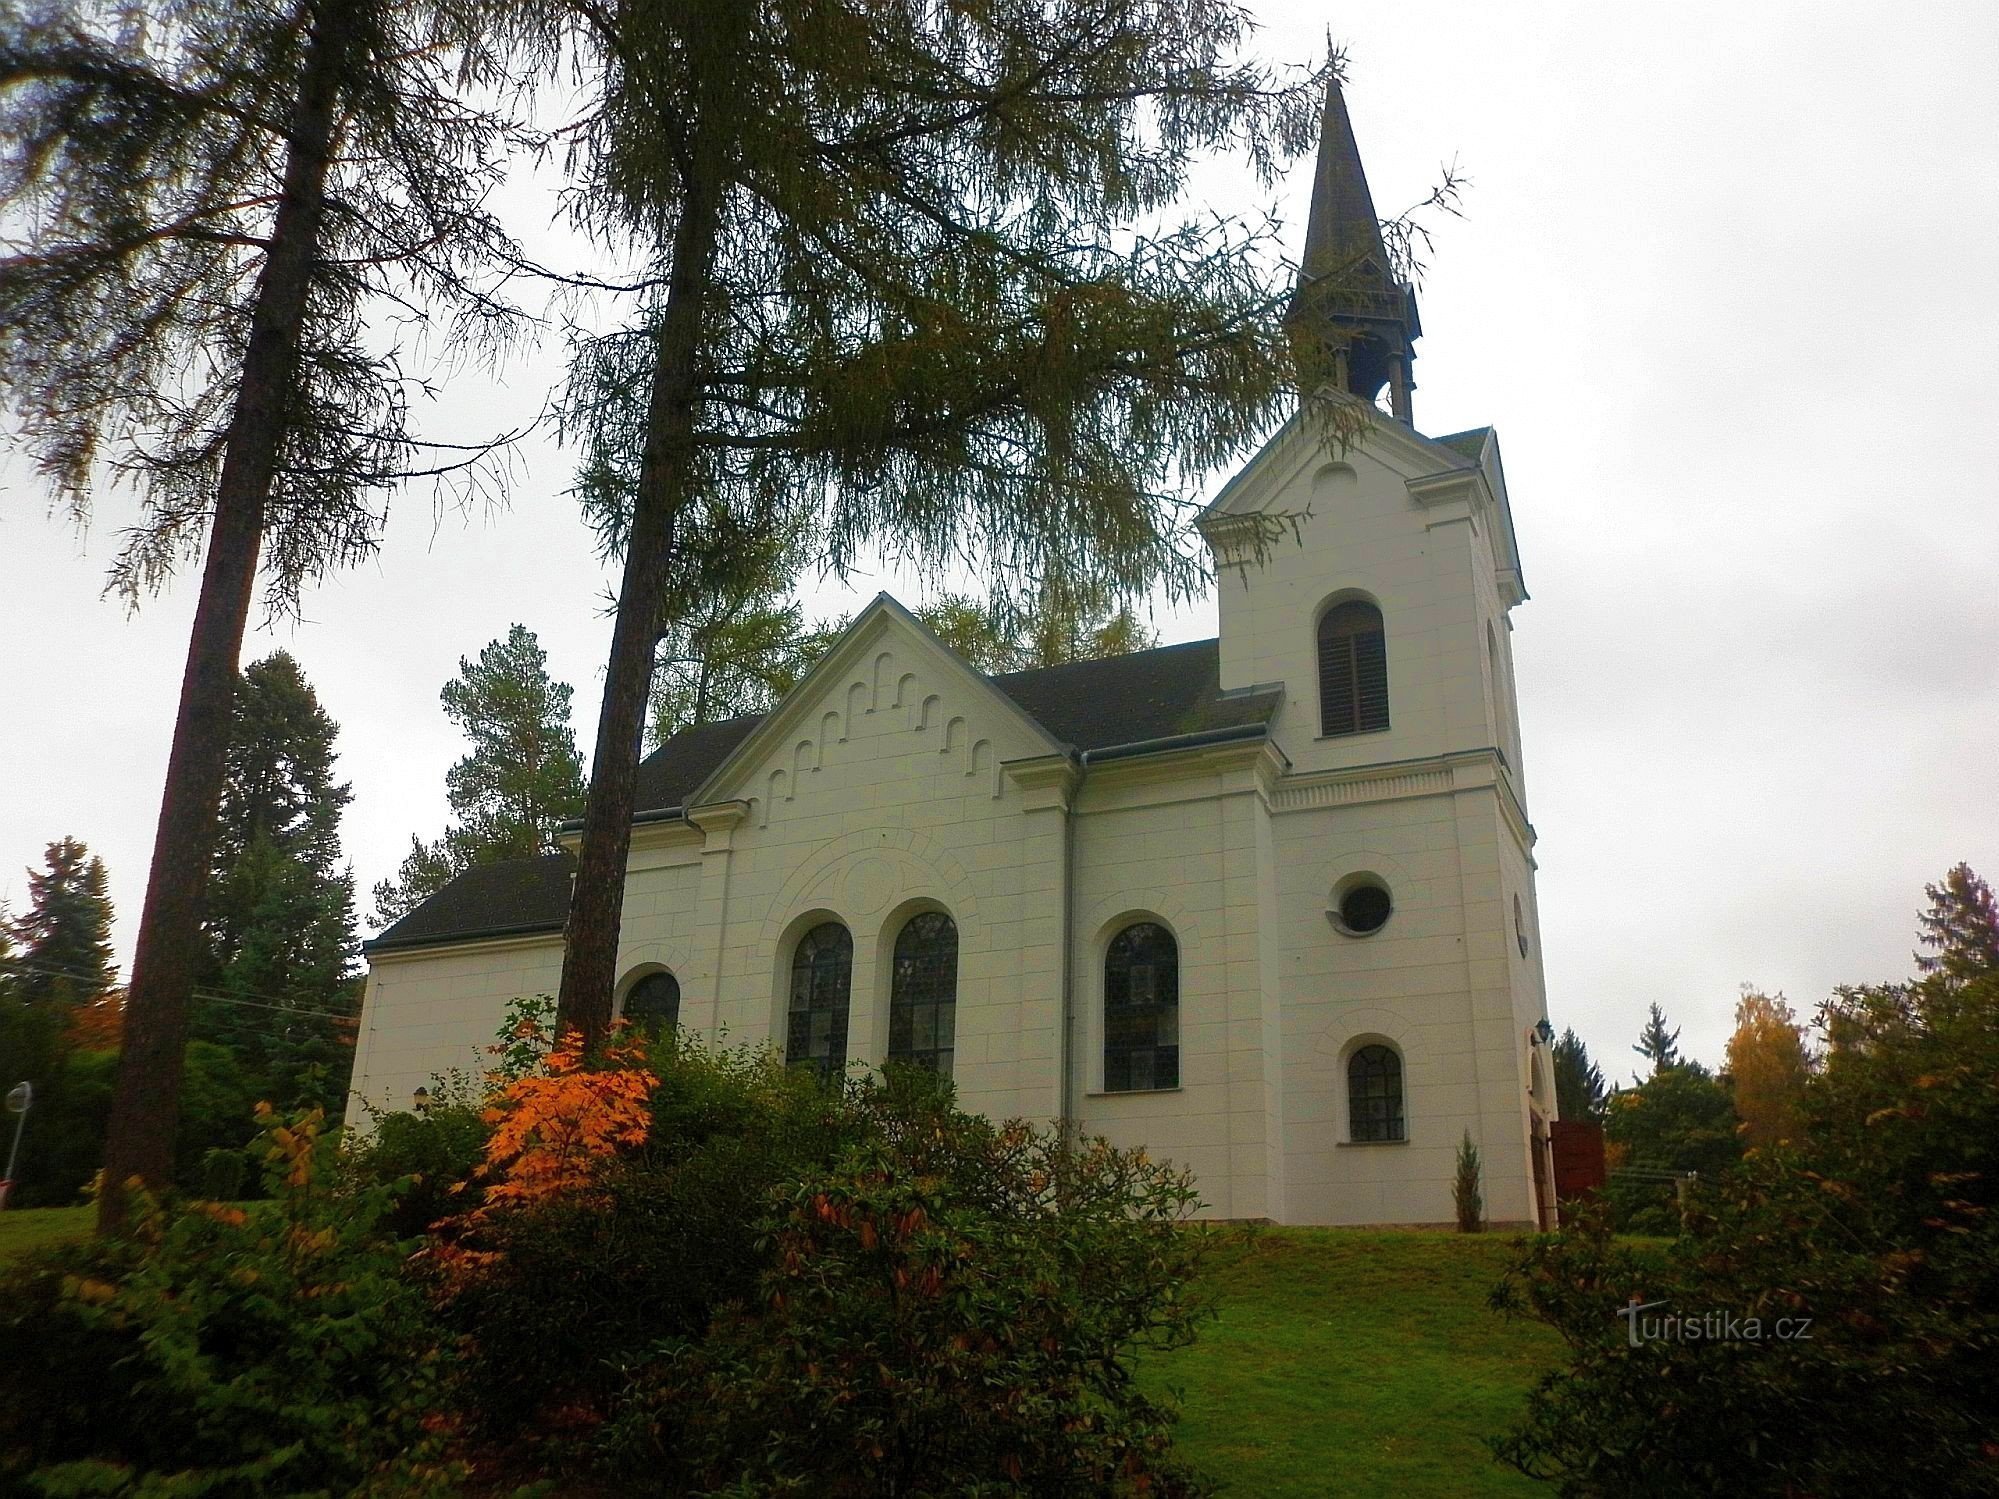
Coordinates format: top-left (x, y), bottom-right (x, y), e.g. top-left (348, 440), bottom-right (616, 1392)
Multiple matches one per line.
top-left (362, 918), bottom-right (565, 957)
top-left (554, 803), bottom-right (686, 834)
top-left (1079, 719), bottom-right (1268, 765)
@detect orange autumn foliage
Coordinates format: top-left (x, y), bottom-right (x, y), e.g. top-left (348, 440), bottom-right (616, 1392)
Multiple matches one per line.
top-left (66, 989), bottom-right (125, 1051)
top-left (474, 1030), bottom-right (657, 1210)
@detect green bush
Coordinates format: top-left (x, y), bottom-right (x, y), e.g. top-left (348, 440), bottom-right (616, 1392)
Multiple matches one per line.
top-left (433, 1038), bottom-right (849, 1435)
top-left (1490, 946), bottom-right (1999, 1494)
top-left (605, 1069), bottom-right (1224, 1497)
top-left (349, 1094), bottom-right (492, 1239)
top-left (0, 1104), bottom-right (455, 1496)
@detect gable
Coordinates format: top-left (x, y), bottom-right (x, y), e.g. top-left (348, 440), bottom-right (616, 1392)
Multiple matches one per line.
top-left (1199, 409), bottom-right (1526, 607)
top-left (684, 595), bottom-right (1063, 821)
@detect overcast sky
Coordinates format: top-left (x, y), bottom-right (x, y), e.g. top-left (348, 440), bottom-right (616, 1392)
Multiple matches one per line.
top-left (2, 1), bottom-right (1994, 1077)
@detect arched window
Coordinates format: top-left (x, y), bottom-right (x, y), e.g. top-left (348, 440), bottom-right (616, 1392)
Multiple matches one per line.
top-left (1348, 1045), bottom-right (1405, 1142)
top-left (887, 911), bottom-right (957, 1077)
top-left (786, 922), bottom-right (852, 1083)
top-left (622, 971), bottom-right (680, 1033)
top-left (1318, 601), bottom-right (1389, 737)
top-left (1104, 922), bottom-right (1179, 1092)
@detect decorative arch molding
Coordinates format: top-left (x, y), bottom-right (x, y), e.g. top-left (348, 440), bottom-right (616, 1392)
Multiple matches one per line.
top-left (1312, 1009), bottom-right (1410, 1060)
top-left (1078, 888), bottom-right (1201, 955)
top-left (1311, 585), bottom-right (1386, 629)
top-left (1320, 849), bottom-right (1420, 916)
top-left (614, 938), bottom-right (698, 990)
top-left (755, 826), bottom-right (983, 960)
top-left (1311, 460), bottom-right (1359, 494)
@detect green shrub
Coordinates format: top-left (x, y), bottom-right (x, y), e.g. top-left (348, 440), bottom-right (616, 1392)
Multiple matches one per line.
top-left (350, 1093), bottom-right (492, 1239)
top-left (607, 1072), bottom-right (1224, 1497)
top-left (0, 1104), bottom-right (455, 1496)
top-left (1490, 945), bottom-right (1999, 1495)
top-left (1454, 1129), bottom-right (1484, 1233)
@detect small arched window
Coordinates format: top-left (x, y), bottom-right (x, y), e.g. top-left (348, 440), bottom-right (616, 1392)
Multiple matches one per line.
top-left (888, 911), bottom-right (958, 1077)
top-left (622, 971), bottom-right (680, 1033)
top-left (1348, 1045), bottom-right (1405, 1142)
top-left (1104, 922), bottom-right (1179, 1092)
top-left (786, 922), bottom-right (853, 1083)
top-left (1318, 600), bottom-right (1390, 737)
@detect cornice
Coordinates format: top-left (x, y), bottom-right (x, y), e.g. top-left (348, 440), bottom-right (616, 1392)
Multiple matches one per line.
top-left (1272, 748), bottom-right (1537, 850)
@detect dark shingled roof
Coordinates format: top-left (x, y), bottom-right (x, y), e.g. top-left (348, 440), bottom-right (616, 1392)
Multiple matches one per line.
top-left (372, 637), bottom-right (1278, 952)
top-left (989, 638), bottom-right (1277, 750)
top-left (365, 851), bottom-right (573, 953)
top-left (1431, 426), bottom-right (1491, 464)
top-left (630, 711), bottom-right (763, 815)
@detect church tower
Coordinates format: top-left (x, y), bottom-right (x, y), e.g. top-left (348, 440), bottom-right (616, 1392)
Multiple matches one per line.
top-left (1289, 80), bottom-right (1424, 423)
top-left (1198, 73), bottom-right (1557, 1229)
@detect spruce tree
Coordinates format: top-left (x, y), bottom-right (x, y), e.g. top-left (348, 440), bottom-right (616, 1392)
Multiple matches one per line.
top-left (527, 0), bottom-right (1340, 1038)
top-left (1632, 1002), bottom-right (1682, 1079)
top-left (2, 0), bottom-right (527, 1224)
top-left (1551, 1027), bottom-right (1607, 1124)
top-left (8, 839), bottom-right (116, 1004)
top-left (373, 626), bottom-right (588, 924)
top-left (1915, 862), bottom-right (1999, 981)
top-left (195, 652), bottom-right (359, 1106)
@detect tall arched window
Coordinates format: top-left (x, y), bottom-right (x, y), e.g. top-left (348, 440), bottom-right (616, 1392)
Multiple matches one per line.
top-left (1104, 922), bottom-right (1179, 1092)
top-left (888, 911), bottom-right (957, 1077)
top-left (1318, 600), bottom-right (1389, 737)
top-left (787, 922), bottom-right (852, 1083)
top-left (622, 970), bottom-right (680, 1033)
top-left (1348, 1044), bottom-right (1405, 1142)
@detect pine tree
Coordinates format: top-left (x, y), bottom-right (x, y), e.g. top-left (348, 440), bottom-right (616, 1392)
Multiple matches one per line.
top-left (1915, 862), bottom-right (1999, 981)
top-left (373, 626), bottom-right (588, 925)
top-left (1552, 1027), bottom-right (1607, 1124)
top-left (8, 839), bottom-right (116, 1004)
top-left (532, 0), bottom-right (1339, 1039)
top-left (194, 652), bottom-right (359, 1107)
top-left (3, 0), bottom-right (529, 1224)
top-left (1632, 1002), bottom-right (1682, 1079)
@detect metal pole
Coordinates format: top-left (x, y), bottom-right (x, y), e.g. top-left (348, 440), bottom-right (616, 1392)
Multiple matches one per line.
top-left (2, 1082), bottom-right (32, 1207)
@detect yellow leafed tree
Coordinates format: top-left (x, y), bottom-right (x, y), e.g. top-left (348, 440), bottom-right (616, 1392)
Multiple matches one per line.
top-left (1725, 988), bottom-right (1811, 1148)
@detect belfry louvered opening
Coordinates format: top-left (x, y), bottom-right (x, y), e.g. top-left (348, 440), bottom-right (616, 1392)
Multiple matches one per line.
top-left (1318, 600), bottom-right (1390, 737)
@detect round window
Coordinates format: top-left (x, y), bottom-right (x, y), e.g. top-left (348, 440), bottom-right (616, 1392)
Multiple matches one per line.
top-left (1337, 882), bottom-right (1392, 935)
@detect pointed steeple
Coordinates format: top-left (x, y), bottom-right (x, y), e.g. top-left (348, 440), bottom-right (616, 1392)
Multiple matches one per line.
top-left (1300, 79), bottom-right (1391, 282)
top-left (1290, 77), bottom-right (1422, 423)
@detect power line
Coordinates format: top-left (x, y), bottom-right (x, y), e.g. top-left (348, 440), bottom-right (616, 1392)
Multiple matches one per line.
top-left (0, 958), bottom-right (360, 1025)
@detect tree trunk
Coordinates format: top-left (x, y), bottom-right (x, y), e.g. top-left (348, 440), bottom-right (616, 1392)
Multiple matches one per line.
top-left (556, 151), bottom-right (728, 1044)
top-left (97, 0), bottom-right (351, 1232)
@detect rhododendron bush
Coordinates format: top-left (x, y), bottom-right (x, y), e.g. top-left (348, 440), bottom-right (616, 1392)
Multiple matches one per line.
top-left (0, 1010), bottom-right (1226, 1494)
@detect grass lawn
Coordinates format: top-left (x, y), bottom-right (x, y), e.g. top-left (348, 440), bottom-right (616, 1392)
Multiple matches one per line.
top-left (0, 1206), bottom-right (91, 1263)
top-left (1145, 1228), bottom-right (1559, 1497)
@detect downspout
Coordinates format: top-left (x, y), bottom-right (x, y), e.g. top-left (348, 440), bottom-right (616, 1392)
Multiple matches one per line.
top-left (1058, 749), bottom-right (1082, 1144)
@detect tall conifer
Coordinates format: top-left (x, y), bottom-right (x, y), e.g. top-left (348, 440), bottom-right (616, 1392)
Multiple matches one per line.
top-left (195, 652), bottom-right (358, 1105)
top-left (8, 838), bottom-right (116, 1003)
top-left (373, 626), bottom-right (587, 924)
top-left (1, 0), bottom-right (526, 1221)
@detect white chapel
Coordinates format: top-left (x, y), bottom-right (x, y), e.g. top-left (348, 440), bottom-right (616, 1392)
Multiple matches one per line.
top-left (350, 81), bottom-right (1561, 1229)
